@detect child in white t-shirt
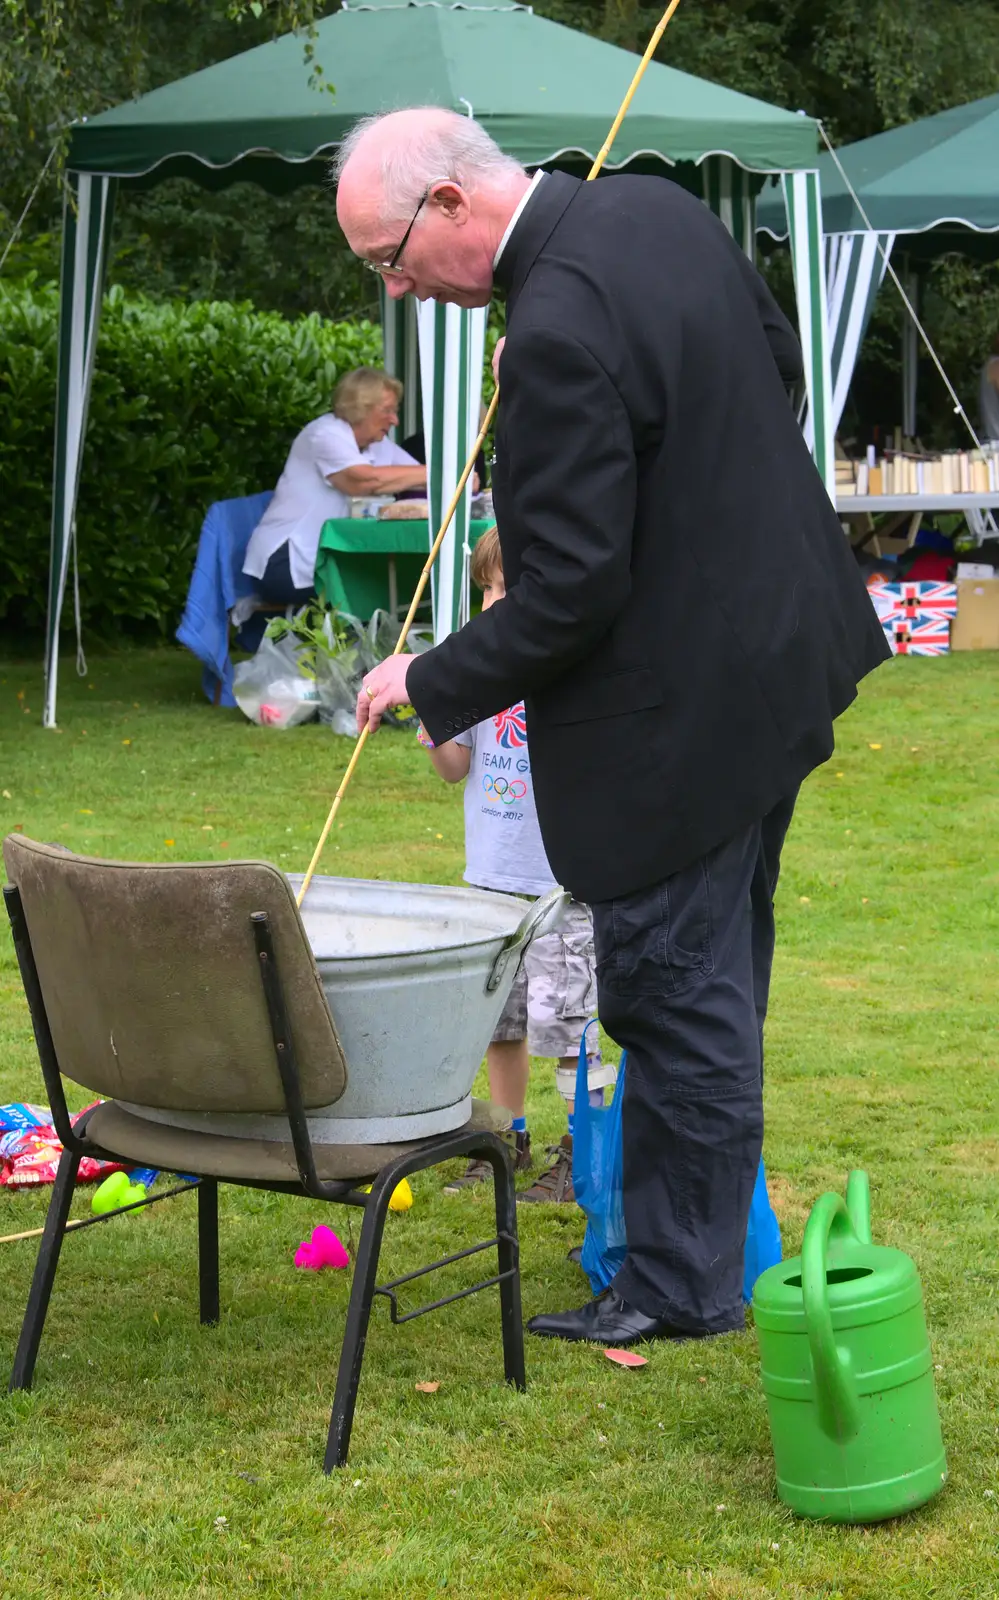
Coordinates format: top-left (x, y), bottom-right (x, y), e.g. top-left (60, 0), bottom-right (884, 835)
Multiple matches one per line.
top-left (418, 526), bottom-right (615, 1203)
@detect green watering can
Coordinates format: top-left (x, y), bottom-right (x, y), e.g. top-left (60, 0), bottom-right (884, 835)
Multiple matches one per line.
top-left (752, 1170), bottom-right (946, 1523)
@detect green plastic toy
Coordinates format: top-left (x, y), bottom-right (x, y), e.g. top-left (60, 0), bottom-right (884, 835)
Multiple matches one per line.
top-left (753, 1170), bottom-right (946, 1523)
top-left (91, 1170), bottom-right (148, 1216)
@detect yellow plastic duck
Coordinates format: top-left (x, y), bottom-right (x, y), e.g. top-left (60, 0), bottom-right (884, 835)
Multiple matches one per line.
top-left (359, 1178), bottom-right (413, 1212)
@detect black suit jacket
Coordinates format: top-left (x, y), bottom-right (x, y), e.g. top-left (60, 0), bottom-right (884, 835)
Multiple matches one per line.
top-left (407, 172), bottom-right (889, 903)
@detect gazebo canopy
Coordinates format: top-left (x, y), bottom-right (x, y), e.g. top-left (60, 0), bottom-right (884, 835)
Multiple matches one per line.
top-left (44, 0), bottom-right (831, 728)
top-left (70, 0), bottom-right (819, 186)
top-left (757, 92), bottom-right (999, 257)
top-left (757, 92), bottom-right (999, 446)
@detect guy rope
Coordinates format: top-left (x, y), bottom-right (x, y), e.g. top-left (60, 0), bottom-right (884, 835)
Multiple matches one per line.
top-left (297, 0), bottom-right (684, 906)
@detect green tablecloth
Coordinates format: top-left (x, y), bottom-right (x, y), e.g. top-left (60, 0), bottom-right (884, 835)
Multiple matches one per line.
top-left (314, 518), bottom-right (493, 621)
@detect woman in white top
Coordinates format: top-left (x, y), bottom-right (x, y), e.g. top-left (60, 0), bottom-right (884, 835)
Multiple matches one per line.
top-left (243, 367), bottom-right (426, 607)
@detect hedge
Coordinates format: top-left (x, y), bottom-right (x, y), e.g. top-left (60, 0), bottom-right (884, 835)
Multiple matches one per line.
top-left (0, 278), bottom-right (382, 636)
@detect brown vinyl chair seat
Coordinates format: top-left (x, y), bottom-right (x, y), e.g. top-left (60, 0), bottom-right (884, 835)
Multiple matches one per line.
top-left (87, 1097), bottom-right (510, 1186)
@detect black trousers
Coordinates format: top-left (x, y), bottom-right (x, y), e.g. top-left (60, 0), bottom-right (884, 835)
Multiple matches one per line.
top-left (257, 541), bottom-right (316, 609)
top-left (590, 793), bottom-right (796, 1333)
top-left (237, 542), bottom-right (317, 654)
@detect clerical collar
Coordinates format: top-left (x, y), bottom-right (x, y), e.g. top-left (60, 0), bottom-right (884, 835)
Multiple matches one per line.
top-left (493, 170), bottom-right (547, 270)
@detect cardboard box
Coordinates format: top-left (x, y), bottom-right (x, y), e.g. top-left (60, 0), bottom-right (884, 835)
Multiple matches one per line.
top-left (956, 562), bottom-right (994, 580)
top-left (951, 578), bottom-right (999, 651)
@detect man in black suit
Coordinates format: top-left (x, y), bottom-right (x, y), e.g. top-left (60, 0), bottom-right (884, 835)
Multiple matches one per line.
top-left (336, 108), bottom-right (889, 1345)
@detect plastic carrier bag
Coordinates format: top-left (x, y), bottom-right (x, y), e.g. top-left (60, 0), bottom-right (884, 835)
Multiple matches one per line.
top-left (362, 610), bottom-right (433, 730)
top-left (315, 613), bottom-right (368, 736)
top-left (571, 1024), bottom-right (782, 1300)
top-left (315, 655), bottom-right (361, 736)
top-left (743, 1159), bottom-right (782, 1301)
top-left (572, 1022), bottom-right (627, 1295)
top-left (233, 633), bottom-right (319, 728)
top-left (366, 609), bottom-right (434, 663)
top-left (314, 611), bottom-right (432, 734)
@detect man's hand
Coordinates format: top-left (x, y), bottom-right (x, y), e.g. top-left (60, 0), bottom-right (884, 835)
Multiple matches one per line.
top-left (356, 655), bottom-right (413, 734)
top-left (492, 336), bottom-right (506, 383)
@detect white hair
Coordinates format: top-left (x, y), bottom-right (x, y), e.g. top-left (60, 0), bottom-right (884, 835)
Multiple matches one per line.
top-left (331, 108), bottom-right (525, 224)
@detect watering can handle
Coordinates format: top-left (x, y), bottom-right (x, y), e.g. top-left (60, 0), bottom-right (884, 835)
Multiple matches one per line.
top-left (801, 1192), bottom-right (862, 1443)
top-left (486, 887), bottom-right (569, 993)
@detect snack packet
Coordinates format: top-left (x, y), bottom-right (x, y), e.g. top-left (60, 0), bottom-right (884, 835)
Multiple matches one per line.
top-left (0, 1102), bottom-right (124, 1187)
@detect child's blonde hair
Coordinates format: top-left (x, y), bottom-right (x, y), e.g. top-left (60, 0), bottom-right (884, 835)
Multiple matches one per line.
top-left (470, 524), bottom-right (502, 591)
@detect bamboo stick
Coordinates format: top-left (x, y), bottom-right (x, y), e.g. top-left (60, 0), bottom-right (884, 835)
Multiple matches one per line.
top-left (297, 390), bottom-right (498, 905)
top-left (0, 1179), bottom-right (198, 1245)
top-left (588, 0), bottom-right (684, 179)
top-left (0, 1218), bottom-right (88, 1245)
top-left (298, 0), bottom-right (684, 904)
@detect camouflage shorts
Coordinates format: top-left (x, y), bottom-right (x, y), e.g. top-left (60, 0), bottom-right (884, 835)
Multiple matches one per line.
top-left (492, 900), bottom-right (616, 1094)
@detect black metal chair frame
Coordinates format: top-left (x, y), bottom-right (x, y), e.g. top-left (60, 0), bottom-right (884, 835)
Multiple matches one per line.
top-left (3, 885), bottom-right (526, 1471)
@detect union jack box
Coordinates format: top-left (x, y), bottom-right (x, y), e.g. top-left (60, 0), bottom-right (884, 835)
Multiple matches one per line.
top-left (867, 580), bottom-right (959, 657)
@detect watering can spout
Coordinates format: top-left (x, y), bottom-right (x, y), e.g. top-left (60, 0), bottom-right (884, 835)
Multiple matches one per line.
top-left (846, 1169), bottom-right (872, 1245)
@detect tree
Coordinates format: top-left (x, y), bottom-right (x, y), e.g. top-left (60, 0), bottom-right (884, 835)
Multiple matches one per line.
top-left (3, 0), bottom-right (999, 434)
top-left (0, 2), bottom-right (377, 319)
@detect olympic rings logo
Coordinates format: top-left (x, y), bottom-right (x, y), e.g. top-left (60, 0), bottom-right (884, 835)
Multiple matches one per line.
top-left (482, 775), bottom-right (527, 805)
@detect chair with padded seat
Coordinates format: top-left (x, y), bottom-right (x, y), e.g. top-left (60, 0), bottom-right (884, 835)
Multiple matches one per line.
top-left (176, 491), bottom-right (289, 704)
top-left (2, 835), bottom-right (524, 1470)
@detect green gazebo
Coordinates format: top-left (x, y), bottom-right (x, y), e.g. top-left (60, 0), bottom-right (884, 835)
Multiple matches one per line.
top-left (758, 92), bottom-right (999, 444)
top-left (44, 0), bottom-right (831, 727)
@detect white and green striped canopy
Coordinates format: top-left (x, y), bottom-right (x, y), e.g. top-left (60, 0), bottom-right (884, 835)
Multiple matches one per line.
top-left (783, 171), bottom-right (835, 494)
top-left (380, 289), bottom-right (487, 643)
top-left (379, 291), bottom-right (421, 441)
top-left (416, 301), bottom-right (488, 642)
top-left (380, 288), bottom-right (487, 642)
top-left (43, 155), bottom-right (833, 722)
top-left (760, 173), bottom-right (894, 453)
top-left (43, 173), bottom-right (116, 728)
top-left (826, 230), bottom-right (894, 434)
top-left (701, 155), bottom-right (760, 258)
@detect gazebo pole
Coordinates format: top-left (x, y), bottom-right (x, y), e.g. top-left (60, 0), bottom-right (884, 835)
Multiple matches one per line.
top-left (901, 261), bottom-right (919, 438)
top-left (783, 168), bottom-right (835, 499)
top-left (417, 300), bottom-right (488, 642)
top-left (43, 173), bottom-right (117, 729)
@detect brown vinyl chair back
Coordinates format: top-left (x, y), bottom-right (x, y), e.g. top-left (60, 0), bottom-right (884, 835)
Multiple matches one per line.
top-left (3, 836), bottom-right (347, 1114)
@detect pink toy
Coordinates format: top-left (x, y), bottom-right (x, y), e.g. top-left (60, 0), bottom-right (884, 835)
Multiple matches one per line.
top-left (294, 1225), bottom-right (350, 1271)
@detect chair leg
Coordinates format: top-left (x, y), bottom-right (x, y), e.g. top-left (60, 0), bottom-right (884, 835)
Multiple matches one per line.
top-left (9, 1145), bottom-right (81, 1392)
top-left (322, 1171), bottom-right (395, 1473)
top-left (198, 1179), bottom-right (220, 1326)
top-left (484, 1136), bottom-right (526, 1392)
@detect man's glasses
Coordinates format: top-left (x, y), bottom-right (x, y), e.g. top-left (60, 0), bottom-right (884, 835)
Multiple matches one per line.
top-left (363, 178), bottom-right (454, 277)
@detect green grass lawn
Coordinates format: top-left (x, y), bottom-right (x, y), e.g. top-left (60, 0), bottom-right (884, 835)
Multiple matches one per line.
top-left (1, 646), bottom-right (997, 1600)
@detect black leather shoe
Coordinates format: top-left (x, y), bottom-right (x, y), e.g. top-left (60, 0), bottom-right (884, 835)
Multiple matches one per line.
top-left (566, 1245), bottom-right (583, 1266)
top-left (527, 1288), bottom-right (722, 1346)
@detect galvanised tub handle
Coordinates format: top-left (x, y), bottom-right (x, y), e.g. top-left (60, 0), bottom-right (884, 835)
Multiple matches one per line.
top-left (486, 886), bottom-right (569, 993)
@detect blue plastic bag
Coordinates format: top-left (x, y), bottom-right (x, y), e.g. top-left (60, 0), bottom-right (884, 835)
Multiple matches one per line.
top-left (572, 1023), bottom-right (628, 1294)
top-left (571, 1025), bottom-right (782, 1300)
top-left (743, 1158), bottom-right (782, 1301)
